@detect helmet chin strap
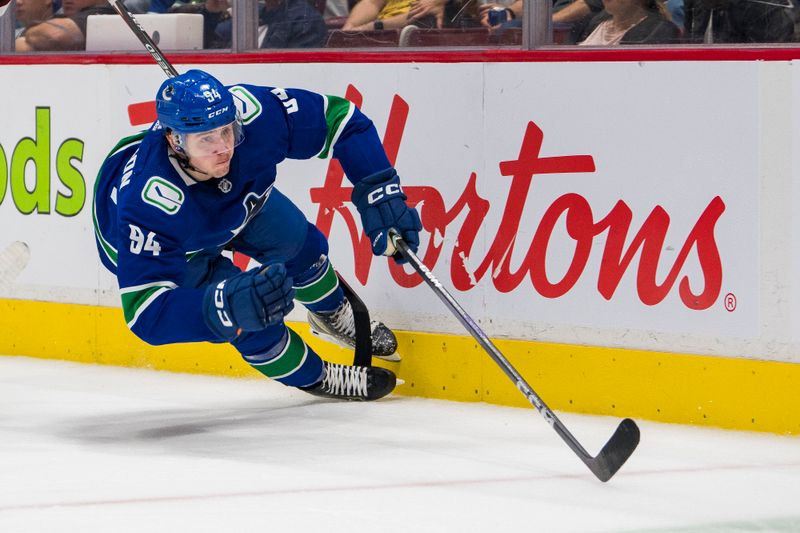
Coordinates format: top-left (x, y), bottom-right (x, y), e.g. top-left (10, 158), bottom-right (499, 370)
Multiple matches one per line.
top-left (167, 133), bottom-right (216, 180)
top-left (176, 153), bottom-right (214, 179)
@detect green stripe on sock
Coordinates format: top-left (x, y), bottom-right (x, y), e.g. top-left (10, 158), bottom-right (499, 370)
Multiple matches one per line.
top-left (249, 328), bottom-right (308, 379)
top-left (294, 262), bottom-right (339, 304)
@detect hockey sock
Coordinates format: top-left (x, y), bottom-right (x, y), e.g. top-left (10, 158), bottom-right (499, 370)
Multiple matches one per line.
top-left (293, 255), bottom-right (344, 313)
top-left (241, 328), bottom-right (324, 388)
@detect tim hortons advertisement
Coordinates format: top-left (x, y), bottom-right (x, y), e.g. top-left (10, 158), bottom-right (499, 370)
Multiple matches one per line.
top-left (0, 62), bottom-right (760, 351)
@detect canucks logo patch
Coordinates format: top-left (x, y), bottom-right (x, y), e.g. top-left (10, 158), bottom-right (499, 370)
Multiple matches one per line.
top-left (230, 185), bottom-right (273, 236)
top-left (142, 176), bottom-right (184, 215)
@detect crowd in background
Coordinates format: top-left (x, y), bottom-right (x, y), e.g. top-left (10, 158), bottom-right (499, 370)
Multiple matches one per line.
top-left (10, 0), bottom-right (800, 51)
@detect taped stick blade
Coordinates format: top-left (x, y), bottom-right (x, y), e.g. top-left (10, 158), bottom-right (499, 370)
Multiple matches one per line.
top-left (586, 418), bottom-right (640, 482)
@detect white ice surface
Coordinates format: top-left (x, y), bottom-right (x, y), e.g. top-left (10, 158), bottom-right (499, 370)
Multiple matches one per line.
top-left (0, 356), bottom-right (798, 533)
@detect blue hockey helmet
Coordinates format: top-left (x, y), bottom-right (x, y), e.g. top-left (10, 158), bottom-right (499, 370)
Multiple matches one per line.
top-left (155, 70), bottom-right (244, 158)
top-left (156, 70), bottom-right (237, 133)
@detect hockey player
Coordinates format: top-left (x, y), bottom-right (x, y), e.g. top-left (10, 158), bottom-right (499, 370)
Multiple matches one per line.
top-left (93, 69), bottom-right (421, 401)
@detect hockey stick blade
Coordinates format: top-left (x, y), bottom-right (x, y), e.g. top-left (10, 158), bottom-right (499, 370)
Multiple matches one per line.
top-left (583, 418), bottom-right (640, 482)
top-left (0, 241), bottom-right (31, 284)
top-left (391, 232), bottom-right (640, 482)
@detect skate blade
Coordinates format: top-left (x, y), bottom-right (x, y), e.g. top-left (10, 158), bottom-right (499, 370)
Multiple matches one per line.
top-left (309, 328), bottom-right (401, 362)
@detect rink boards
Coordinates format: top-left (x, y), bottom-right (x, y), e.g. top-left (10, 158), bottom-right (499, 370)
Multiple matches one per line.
top-left (1, 56), bottom-right (799, 434)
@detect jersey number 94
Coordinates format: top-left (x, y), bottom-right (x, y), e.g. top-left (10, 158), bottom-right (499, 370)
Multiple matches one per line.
top-left (129, 224), bottom-right (162, 256)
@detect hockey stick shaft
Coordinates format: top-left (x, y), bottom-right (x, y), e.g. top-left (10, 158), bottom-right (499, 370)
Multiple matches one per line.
top-left (106, 0), bottom-right (179, 78)
top-left (391, 233), bottom-right (639, 481)
top-left (336, 272), bottom-right (374, 367)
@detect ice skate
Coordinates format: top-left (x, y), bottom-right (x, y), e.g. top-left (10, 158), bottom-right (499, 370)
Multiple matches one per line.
top-left (308, 299), bottom-right (400, 361)
top-left (301, 361), bottom-right (396, 401)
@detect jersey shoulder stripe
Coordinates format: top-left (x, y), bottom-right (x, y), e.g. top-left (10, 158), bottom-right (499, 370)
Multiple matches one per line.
top-left (92, 133), bottom-right (147, 268)
top-left (107, 132), bottom-right (147, 160)
top-left (315, 95), bottom-right (355, 159)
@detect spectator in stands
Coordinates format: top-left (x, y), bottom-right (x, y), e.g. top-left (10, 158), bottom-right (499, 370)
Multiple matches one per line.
top-left (342, 0), bottom-right (438, 31)
top-left (684, 0), bottom-right (795, 43)
top-left (400, 0), bottom-right (489, 28)
top-left (258, 0), bottom-right (327, 46)
top-left (201, 0), bottom-right (326, 48)
top-left (15, 0), bottom-right (115, 51)
top-left (405, 0), bottom-right (446, 28)
top-left (550, 0), bottom-right (682, 26)
top-left (666, 0), bottom-right (684, 30)
top-left (479, 0), bottom-right (681, 41)
top-left (553, 0), bottom-right (599, 22)
top-left (578, 0), bottom-right (679, 44)
top-left (14, 0), bottom-right (56, 38)
top-left (478, 0), bottom-right (600, 34)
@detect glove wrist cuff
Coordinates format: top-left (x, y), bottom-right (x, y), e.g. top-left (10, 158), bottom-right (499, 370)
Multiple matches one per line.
top-left (202, 282), bottom-right (238, 341)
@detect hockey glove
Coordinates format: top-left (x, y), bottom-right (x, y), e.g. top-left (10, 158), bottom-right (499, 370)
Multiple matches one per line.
top-left (352, 168), bottom-right (421, 264)
top-left (203, 263), bottom-right (295, 340)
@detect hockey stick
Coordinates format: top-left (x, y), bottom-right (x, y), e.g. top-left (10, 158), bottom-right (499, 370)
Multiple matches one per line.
top-left (336, 272), bottom-right (374, 367)
top-left (106, 0), bottom-right (179, 79)
top-left (391, 233), bottom-right (640, 482)
top-left (0, 241), bottom-right (31, 285)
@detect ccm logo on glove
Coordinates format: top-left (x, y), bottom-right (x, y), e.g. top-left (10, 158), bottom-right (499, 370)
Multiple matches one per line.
top-left (367, 183), bottom-right (402, 204)
top-left (214, 280), bottom-right (234, 327)
top-left (203, 263), bottom-right (295, 340)
top-left (352, 168), bottom-right (422, 264)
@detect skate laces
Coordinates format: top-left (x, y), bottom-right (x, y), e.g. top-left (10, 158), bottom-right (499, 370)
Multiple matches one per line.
top-left (322, 363), bottom-right (368, 397)
top-left (328, 300), bottom-right (357, 339)
top-left (315, 299), bottom-right (385, 343)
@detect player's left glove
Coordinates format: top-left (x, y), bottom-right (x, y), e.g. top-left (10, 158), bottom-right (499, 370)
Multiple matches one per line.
top-left (202, 263), bottom-right (295, 341)
top-left (352, 168), bottom-right (421, 264)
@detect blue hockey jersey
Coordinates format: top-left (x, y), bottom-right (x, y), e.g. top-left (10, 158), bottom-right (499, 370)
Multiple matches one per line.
top-left (93, 84), bottom-right (391, 346)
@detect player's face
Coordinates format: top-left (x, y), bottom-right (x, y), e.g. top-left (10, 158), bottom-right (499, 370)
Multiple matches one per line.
top-left (184, 123), bottom-right (236, 178)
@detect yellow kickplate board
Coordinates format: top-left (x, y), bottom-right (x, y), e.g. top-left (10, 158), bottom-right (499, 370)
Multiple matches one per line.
top-left (2, 298), bottom-right (798, 434)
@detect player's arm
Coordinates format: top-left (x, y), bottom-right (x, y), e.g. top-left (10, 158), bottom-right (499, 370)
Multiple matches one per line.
top-left (116, 219), bottom-right (293, 345)
top-left (272, 87), bottom-right (421, 263)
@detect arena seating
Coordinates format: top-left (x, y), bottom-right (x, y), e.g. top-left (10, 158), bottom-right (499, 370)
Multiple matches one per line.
top-left (85, 13), bottom-right (204, 52)
top-left (398, 27), bottom-right (521, 47)
top-left (324, 22), bottom-right (572, 49)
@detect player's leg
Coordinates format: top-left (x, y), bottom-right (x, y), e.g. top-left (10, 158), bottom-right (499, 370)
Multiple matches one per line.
top-left (187, 249), bottom-right (395, 400)
top-left (234, 325), bottom-right (395, 401)
top-left (231, 188), bottom-right (399, 360)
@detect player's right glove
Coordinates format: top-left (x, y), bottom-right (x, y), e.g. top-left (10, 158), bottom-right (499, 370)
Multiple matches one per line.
top-left (202, 263), bottom-right (295, 340)
top-left (352, 168), bottom-right (421, 264)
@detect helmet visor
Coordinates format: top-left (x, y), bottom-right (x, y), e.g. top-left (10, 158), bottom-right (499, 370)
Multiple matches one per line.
top-left (179, 120), bottom-right (244, 159)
